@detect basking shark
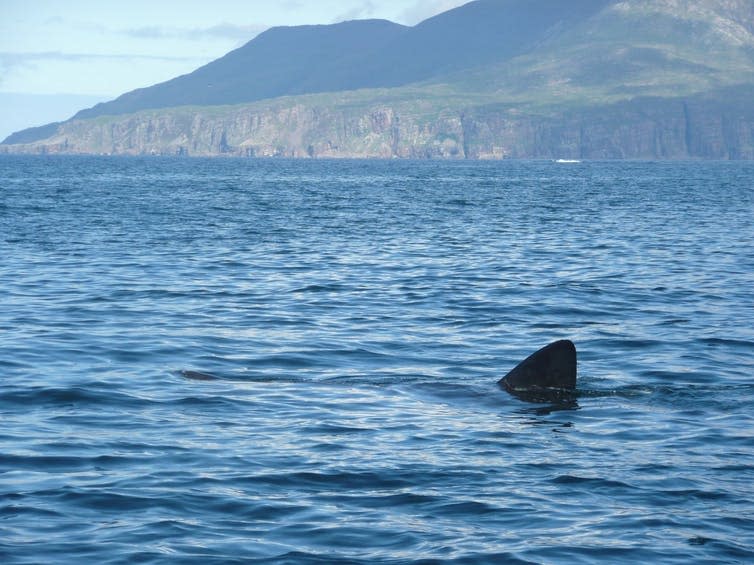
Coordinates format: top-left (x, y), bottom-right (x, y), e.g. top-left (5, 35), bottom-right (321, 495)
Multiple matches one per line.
top-left (499, 339), bottom-right (577, 402)
top-left (180, 339), bottom-right (579, 404)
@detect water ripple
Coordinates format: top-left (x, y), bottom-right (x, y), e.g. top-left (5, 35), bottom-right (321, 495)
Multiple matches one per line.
top-left (1, 156), bottom-right (753, 563)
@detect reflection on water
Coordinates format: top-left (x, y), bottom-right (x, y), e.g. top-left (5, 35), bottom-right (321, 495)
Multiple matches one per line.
top-left (515, 401), bottom-right (580, 417)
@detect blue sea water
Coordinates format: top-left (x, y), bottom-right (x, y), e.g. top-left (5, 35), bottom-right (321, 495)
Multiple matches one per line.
top-left (1, 155), bottom-right (753, 564)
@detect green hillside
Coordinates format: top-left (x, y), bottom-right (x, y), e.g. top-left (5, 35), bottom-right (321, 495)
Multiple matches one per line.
top-left (432, 0), bottom-right (754, 104)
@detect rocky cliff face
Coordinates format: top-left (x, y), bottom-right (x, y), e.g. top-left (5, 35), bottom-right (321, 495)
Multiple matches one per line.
top-left (461, 91), bottom-right (754, 159)
top-left (3, 88), bottom-right (753, 160)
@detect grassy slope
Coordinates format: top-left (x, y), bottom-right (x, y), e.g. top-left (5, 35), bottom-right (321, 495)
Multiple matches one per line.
top-left (430, 0), bottom-right (754, 109)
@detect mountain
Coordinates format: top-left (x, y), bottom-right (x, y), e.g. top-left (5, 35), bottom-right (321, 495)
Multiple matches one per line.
top-left (71, 19), bottom-right (407, 119)
top-left (3, 0), bottom-right (754, 159)
top-left (71, 0), bottom-right (613, 120)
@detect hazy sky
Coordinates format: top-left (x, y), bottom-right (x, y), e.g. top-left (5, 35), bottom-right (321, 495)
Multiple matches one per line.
top-left (1, 1), bottom-right (467, 98)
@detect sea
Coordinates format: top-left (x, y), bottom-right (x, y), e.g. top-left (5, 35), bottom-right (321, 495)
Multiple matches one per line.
top-left (1, 155), bottom-right (753, 564)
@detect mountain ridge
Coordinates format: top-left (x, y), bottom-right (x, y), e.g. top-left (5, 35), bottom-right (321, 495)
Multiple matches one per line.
top-left (68, 0), bottom-right (615, 121)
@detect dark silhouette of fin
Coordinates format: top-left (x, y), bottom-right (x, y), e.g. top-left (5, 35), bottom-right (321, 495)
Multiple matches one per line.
top-left (499, 340), bottom-right (577, 402)
top-left (180, 370), bottom-right (219, 381)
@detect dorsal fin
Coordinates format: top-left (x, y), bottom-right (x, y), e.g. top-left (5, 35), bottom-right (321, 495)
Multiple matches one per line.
top-left (499, 340), bottom-right (577, 395)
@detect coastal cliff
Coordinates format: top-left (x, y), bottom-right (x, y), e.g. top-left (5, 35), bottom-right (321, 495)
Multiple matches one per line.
top-left (4, 87), bottom-right (752, 160)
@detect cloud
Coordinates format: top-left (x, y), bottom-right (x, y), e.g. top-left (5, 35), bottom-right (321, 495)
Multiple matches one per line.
top-left (330, 0), bottom-right (469, 26)
top-left (334, 0), bottom-right (379, 23)
top-left (0, 51), bottom-right (202, 93)
top-left (399, 0), bottom-right (469, 25)
top-left (123, 23), bottom-right (267, 42)
top-left (0, 51), bottom-right (196, 67)
top-left (0, 51), bottom-right (200, 82)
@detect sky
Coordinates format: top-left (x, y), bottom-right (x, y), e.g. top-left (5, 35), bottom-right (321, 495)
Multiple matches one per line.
top-left (0, 0), bottom-right (468, 140)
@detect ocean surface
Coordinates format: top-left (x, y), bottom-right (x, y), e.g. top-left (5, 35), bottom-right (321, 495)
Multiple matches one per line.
top-left (1, 155), bottom-right (753, 564)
